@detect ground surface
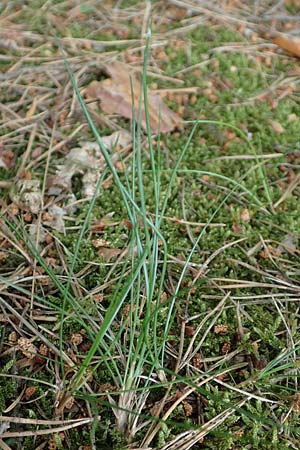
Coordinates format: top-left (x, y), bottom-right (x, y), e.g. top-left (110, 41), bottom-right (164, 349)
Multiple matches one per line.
top-left (1, 1), bottom-right (300, 449)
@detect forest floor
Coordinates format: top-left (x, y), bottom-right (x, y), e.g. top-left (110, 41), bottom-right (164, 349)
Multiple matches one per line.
top-left (1, 1), bottom-right (300, 449)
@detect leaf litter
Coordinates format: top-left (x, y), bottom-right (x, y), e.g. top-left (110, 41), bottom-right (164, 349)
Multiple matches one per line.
top-left (10, 179), bottom-right (43, 215)
top-left (85, 62), bottom-right (182, 133)
top-left (53, 130), bottom-right (131, 199)
top-left (1, 1), bottom-right (300, 449)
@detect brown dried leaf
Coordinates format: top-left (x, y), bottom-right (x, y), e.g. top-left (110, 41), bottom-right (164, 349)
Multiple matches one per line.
top-left (97, 247), bottom-right (123, 261)
top-left (85, 62), bottom-right (182, 133)
top-left (274, 35), bottom-right (300, 58)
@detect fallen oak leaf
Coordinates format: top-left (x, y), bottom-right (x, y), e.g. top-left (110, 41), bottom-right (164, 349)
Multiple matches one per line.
top-left (85, 62), bottom-right (182, 133)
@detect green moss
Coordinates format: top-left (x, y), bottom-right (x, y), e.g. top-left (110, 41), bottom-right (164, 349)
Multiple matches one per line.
top-left (0, 359), bottom-right (18, 412)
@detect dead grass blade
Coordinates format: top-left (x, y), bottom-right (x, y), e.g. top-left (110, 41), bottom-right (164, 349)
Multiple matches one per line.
top-left (0, 416), bottom-right (99, 438)
top-left (160, 398), bottom-right (248, 450)
top-left (274, 173), bottom-right (300, 209)
top-left (0, 295), bottom-right (74, 367)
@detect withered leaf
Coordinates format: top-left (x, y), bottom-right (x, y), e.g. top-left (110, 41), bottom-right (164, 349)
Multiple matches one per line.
top-left (53, 132), bottom-right (131, 199)
top-left (85, 62), bottom-right (182, 133)
top-left (97, 247), bottom-right (123, 261)
top-left (43, 204), bottom-right (66, 233)
top-left (10, 179), bottom-right (42, 214)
